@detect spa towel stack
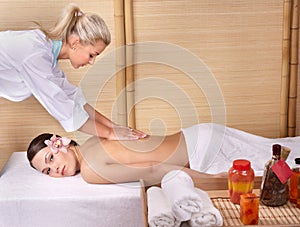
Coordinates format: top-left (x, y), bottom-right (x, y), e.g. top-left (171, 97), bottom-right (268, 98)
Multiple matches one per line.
top-left (188, 188), bottom-right (223, 227)
top-left (147, 170), bottom-right (223, 226)
top-left (161, 170), bottom-right (203, 222)
top-left (147, 186), bottom-right (180, 227)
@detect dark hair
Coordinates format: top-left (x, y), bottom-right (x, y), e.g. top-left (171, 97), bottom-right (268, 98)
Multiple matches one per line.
top-left (27, 133), bottom-right (78, 169)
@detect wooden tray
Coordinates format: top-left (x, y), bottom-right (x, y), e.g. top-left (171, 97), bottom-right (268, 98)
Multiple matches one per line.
top-left (140, 177), bottom-right (300, 227)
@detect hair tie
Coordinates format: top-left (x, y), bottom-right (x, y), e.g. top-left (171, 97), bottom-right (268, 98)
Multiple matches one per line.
top-left (44, 134), bottom-right (71, 153)
top-left (75, 10), bottom-right (83, 17)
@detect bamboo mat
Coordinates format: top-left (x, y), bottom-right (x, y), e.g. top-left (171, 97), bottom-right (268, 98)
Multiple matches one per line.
top-left (212, 198), bottom-right (300, 226)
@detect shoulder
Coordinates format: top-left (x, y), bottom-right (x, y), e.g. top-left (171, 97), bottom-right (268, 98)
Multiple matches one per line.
top-left (2, 29), bottom-right (50, 46)
top-left (0, 29), bottom-right (53, 63)
top-left (77, 138), bottom-right (112, 184)
top-left (25, 29), bottom-right (52, 53)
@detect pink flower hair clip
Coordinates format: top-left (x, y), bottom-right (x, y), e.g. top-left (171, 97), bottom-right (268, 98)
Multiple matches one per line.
top-left (44, 134), bottom-right (71, 154)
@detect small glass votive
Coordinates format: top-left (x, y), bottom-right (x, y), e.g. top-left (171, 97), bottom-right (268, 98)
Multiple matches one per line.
top-left (240, 193), bottom-right (259, 225)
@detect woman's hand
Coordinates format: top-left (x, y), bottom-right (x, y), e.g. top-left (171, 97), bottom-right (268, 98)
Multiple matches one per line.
top-left (82, 104), bottom-right (148, 140)
top-left (108, 125), bottom-right (148, 140)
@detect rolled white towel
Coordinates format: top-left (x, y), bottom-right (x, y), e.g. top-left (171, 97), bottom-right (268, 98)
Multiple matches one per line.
top-left (147, 186), bottom-right (181, 227)
top-left (188, 188), bottom-right (223, 227)
top-left (161, 170), bottom-right (203, 222)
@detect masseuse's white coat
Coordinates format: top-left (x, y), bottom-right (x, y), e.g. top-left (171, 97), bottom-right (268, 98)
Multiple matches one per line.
top-left (0, 29), bottom-right (88, 132)
top-left (182, 123), bottom-right (300, 176)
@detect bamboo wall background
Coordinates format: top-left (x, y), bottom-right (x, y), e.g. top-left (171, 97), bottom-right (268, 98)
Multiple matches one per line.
top-left (0, 0), bottom-right (299, 170)
top-left (131, 0), bottom-right (295, 136)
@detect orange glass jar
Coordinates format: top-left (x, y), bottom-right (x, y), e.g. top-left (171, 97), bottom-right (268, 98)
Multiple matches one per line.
top-left (228, 159), bottom-right (254, 204)
top-left (240, 193), bottom-right (259, 225)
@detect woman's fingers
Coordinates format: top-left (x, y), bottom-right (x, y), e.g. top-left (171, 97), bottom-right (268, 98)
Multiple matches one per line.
top-left (131, 128), bottom-right (147, 138)
top-left (110, 125), bottom-right (147, 140)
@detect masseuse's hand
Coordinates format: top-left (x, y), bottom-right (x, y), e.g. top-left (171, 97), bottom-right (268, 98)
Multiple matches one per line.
top-left (109, 124), bottom-right (148, 140)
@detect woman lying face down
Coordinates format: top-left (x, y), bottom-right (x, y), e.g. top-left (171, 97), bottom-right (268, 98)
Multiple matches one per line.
top-left (29, 123), bottom-right (298, 185)
top-left (27, 126), bottom-right (225, 186)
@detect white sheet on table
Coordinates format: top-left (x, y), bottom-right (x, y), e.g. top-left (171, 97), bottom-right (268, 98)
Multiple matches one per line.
top-left (0, 152), bottom-right (143, 227)
top-left (184, 123), bottom-right (300, 176)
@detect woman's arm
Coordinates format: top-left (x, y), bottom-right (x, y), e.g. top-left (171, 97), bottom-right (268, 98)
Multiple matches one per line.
top-left (83, 103), bottom-right (114, 128)
top-left (78, 103), bottom-right (147, 140)
top-left (80, 160), bottom-right (225, 187)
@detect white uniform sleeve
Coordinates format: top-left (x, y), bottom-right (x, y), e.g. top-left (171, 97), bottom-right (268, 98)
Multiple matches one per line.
top-left (20, 51), bottom-right (89, 132)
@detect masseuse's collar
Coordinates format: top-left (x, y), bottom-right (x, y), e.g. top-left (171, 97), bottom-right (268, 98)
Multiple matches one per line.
top-left (52, 40), bottom-right (62, 67)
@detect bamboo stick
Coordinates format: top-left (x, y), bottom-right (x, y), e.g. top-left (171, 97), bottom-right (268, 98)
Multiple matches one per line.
top-left (124, 0), bottom-right (136, 128)
top-left (114, 0), bottom-right (127, 126)
top-left (288, 0), bottom-right (299, 136)
top-left (280, 0), bottom-right (292, 137)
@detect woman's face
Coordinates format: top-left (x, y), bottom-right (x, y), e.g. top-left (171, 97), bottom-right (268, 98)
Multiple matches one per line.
top-left (31, 146), bottom-right (79, 178)
top-left (69, 39), bottom-right (107, 69)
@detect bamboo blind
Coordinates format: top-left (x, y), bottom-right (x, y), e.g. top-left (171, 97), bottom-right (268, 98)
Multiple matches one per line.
top-left (130, 0), bottom-right (299, 137)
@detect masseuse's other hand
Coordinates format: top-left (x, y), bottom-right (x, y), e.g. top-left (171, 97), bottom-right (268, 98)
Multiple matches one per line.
top-left (109, 125), bottom-right (148, 140)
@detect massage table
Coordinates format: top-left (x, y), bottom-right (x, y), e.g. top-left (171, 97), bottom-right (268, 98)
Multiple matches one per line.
top-left (0, 152), bottom-right (144, 227)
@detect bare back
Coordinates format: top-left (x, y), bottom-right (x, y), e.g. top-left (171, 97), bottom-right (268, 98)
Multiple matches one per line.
top-left (77, 132), bottom-right (189, 184)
